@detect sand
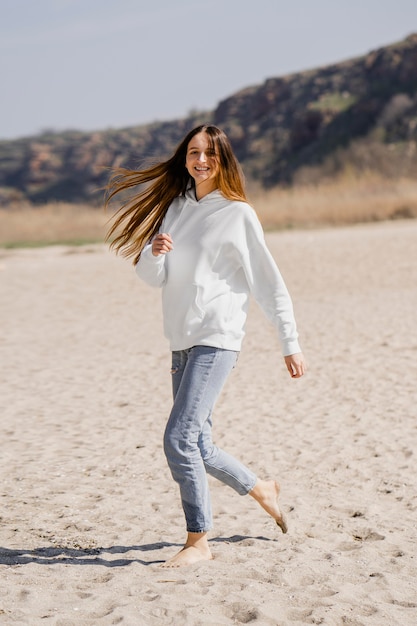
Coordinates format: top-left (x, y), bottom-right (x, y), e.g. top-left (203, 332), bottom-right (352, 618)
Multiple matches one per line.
top-left (1, 220), bottom-right (416, 626)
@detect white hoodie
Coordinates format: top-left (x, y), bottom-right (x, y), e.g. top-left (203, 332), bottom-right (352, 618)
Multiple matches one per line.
top-left (136, 188), bottom-right (301, 355)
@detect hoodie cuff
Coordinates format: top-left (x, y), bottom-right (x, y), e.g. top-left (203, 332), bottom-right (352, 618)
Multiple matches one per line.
top-left (281, 339), bottom-right (302, 357)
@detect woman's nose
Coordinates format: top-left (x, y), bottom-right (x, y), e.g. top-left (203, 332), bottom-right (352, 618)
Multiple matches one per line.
top-left (197, 152), bottom-right (207, 162)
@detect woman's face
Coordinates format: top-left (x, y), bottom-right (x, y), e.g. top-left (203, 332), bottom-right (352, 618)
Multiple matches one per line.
top-left (185, 132), bottom-right (219, 193)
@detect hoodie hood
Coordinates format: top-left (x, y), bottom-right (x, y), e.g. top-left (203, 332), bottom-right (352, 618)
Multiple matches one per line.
top-left (184, 186), bottom-right (225, 205)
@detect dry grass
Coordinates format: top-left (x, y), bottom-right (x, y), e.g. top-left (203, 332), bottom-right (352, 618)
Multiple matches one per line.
top-left (0, 203), bottom-right (110, 248)
top-left (1, 174), bottom-right (416, 247)
top-left (250, 174), bottom-right (417, 229)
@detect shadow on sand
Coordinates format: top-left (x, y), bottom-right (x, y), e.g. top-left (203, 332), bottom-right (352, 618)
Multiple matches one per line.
top-left (0, 535), bottom-right (274, 567)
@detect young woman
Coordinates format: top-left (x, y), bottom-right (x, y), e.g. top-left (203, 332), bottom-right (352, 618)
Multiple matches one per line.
top-left (106, 124), bottom-right (306, 568)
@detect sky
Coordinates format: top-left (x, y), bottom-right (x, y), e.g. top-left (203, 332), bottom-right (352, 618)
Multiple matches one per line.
top-left (1, 0), bottom-right (417, 140)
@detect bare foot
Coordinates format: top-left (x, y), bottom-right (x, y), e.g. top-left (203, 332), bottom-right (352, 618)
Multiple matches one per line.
top-left (160, 532), bottom-right (213, 568)
top-left (249, 480), bottom-right (288, 533)
top-left (160, 545), bottom-right (213, 568)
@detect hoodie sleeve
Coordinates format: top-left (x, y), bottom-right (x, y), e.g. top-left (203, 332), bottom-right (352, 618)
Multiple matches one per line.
top-left (135, 199), bottom-right (180, 287)
top-left (238, 206), bottom-right (301, 356)
top-left (135, 242), bottom-right (167, 287)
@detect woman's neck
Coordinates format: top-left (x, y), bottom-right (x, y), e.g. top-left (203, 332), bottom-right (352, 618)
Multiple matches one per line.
top-left (195, 180), bottom-right (217, 201)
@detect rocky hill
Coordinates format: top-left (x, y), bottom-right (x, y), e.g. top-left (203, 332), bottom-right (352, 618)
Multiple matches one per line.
top-left (1, 33), bottom-right (417, 205)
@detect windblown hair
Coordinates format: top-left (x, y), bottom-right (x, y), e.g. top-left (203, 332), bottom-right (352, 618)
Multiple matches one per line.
top-left (105, 124), bottom-right (248, 264)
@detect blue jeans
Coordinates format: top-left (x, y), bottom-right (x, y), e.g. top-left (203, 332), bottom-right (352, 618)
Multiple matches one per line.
top-left (163, 345), bottom-right (258, 533)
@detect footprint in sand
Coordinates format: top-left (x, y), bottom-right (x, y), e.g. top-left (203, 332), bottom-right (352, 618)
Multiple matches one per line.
top-left (352, 529), bottom-right (385, 542)
top-left (226, 602), bottom-right (259, 624)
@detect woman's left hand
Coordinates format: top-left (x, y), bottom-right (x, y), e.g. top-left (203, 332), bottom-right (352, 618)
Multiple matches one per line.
top-left (284, 353), bottom-right (306, 378)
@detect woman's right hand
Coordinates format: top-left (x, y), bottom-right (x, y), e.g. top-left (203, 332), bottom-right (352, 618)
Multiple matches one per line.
top-left (152, 233), bottom-right (173, 256)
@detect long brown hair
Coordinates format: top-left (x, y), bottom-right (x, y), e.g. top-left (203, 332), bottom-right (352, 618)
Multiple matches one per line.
top-left (105, 124), bottom-right (248, 263)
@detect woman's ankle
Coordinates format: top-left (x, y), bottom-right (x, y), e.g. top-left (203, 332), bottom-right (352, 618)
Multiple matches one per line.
top-left (185, 531), bottom-right (209, 548)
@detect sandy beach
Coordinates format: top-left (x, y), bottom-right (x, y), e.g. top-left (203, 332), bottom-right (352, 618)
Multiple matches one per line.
top-left (1, 220), bottom-right (416, 625)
